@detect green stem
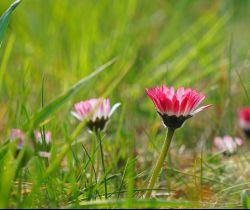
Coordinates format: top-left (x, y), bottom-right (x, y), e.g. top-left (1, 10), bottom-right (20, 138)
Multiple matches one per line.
top-left (145, 127), bottom-right (175, 198)
top-left (96, 130), bottom-right (108, 199)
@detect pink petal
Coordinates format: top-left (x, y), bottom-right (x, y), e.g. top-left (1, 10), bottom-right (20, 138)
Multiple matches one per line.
top-left (190, 94), bottom-right (205, 113)
top-left (146, 88), bottom-right (165, 112)
top-left (72, 98), bottom-right (114, 122)
top-left (159, 94), bottom-right (171, 113)
top-left (176, 87), bottom-right (185, 99)
top-left (146, 85), bottom-right (211, 119)
top-left (171, 95), bottom-right (180, 116)
top-left (179, 95), bottom-right (189, 115)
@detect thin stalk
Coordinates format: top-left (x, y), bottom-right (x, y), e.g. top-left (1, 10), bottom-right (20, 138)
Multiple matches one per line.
top-left (17, 168), bottom-right (24, 207)
top-left (145, 127), bottom-right (175, 198)
top-left (96, 130), bottom-right (108, 199)
top-left (90, 134), bottom-right (97, 183)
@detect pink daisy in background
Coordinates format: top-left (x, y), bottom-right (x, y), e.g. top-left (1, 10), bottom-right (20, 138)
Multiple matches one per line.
top-left (71, 98), bottom-right (120, 131)
top-left (238, 107), bottom-right (250, 139)
top-left (146, 85), bottom-right (211, 129)
top-left (34, 130), bottom-right (52, 145)
top-left (10, 129), bottom-right (25, 150)
top-left (34, 130), bottom-right (52, 158)
top-left (214, 135), bottom-right (243, 155)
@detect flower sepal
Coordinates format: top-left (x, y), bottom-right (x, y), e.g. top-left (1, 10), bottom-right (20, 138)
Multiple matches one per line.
top-left (158, 112), bottom-right (192, 129)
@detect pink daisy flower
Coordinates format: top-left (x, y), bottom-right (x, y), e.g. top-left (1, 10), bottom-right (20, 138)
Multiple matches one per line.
top-left (238, 107), bottom-right (250, 138)
top-left (146, 85), bottom-right (211, 128)
top-left (10, 129), bottom-right (25, 149)
top-left (71, 98), bottom-right (120, 131)
top-left (34, 131), bottom-right (52, 145)
top-left (214, 135), bottom-right (243, 155)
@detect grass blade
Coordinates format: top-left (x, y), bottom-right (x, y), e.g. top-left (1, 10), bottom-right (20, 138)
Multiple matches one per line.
top-left (241, 190), bottom-right (250, 209)
top-left (0, 0), bottom-right (21, 45)
top-left (25, 57), bottom-right (117, 130)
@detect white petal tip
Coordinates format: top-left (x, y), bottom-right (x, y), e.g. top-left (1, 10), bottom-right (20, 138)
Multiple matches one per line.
top-left (109, 103), bottom-right (121, 117)
top-left (191, 104), bottom-right (212, 116)
top-left (71, 111), bottom-right (83, 121)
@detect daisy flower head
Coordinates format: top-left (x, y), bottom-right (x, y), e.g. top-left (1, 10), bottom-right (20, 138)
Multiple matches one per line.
top-left (146, 85), bottom-right (211, 129)
top-left (71, 98), bottom-right (120, 131)
top-left (10, 129), bottom-right (25, 150)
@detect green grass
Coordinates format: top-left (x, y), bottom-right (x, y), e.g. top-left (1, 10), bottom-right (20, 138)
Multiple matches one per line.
top-left (0, 0), bottom-right (250, 208)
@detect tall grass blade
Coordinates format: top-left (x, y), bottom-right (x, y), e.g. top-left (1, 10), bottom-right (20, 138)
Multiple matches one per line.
top-left (26, 57), bottom-right (117, 130)
top-left (241, 190), bottom-right (250, 209)
top-left (0, 0), bottom-right (21, 46)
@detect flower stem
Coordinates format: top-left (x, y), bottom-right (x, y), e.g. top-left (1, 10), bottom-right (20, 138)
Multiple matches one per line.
top-left (96, 130), bottom-right (108, 199)
top-left (145, 127), bottom-right (175, 198)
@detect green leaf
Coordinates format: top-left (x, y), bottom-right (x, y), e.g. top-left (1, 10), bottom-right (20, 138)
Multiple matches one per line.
top-left (0, 0), bottom-right (21, 45)
top-left (0, 151), bottom-right (16, 208)
top-left (25, 57), bottom-right (117, 130)
top-left (241, 190), bottom-right (250, 209)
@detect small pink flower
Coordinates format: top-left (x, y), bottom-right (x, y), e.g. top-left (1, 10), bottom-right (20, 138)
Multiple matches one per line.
top-left (146, 85), bottom-right (211, 128)
top-left (38, 151), bottom-right (51, 158)
top-left (34, 131), bottom-right (51, 144)
top-left (214, 135), bottom-right (243, 154)
top-left (71, 98), bottom-right (120, 131)
top-left (10, 129), bottom-right (25, 140)
top-left (239, 107), bottom-right (250, 133)
top-left (10, 129), bottom-right (25, 149)
top-left (238, 107), bottom-right (250, 139)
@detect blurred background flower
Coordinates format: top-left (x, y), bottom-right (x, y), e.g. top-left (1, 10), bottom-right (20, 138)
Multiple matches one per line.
top-left (239, 107), bottom-right (250, 139)
top-left (214, 135), bottom-right (243, 155)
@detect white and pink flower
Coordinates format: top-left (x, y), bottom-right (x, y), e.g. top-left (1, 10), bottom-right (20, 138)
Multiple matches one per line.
top-left (71, 98), bottom-right (120, 131)
top-left (10, 129), bottom-right (52, 158)
top-left (34, 131), bottom-right (52, 145)
top-left (34, 130), bottom-right (52, 158)
top-left (214, 135), bottom-right (243, 154)
top-left (146, 85), bottom-right (211, 128)
top-left (10, 129), bottom-right (25, 149)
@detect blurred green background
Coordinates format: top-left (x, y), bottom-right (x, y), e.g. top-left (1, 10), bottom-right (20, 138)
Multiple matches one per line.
top-left (1, 0), bottom-right (249, 143)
